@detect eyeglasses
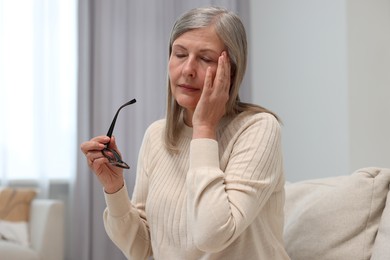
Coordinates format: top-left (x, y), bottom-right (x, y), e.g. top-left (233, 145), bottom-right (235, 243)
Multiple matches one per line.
top-left (102, 99), bottom-right (136, 169)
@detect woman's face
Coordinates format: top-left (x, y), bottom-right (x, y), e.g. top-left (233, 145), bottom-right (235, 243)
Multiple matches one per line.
top-left (168, 26), bottom-right (225, 113)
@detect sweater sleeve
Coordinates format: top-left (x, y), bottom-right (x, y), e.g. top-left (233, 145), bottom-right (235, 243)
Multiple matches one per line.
top-left (186, 113), bottom-right (283, 253)
top-left (103, 184), bottom-right (151, 260)
top-left (103, 126), bottom-right (153, 260)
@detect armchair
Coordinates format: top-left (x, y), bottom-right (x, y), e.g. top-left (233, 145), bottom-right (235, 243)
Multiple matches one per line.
top-left (0, 199), bottom-right (64, 260)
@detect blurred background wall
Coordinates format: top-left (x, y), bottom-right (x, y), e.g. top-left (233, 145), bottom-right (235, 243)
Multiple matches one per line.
top-left (249, 0), bottom-right (390, 181)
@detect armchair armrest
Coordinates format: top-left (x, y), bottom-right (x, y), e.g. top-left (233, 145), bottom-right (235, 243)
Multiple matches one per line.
top-left (29, 200), bottom-right (64, 260)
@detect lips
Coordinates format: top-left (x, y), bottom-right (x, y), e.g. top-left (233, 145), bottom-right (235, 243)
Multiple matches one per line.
top-left (178, 84), bottom-right (199, 92)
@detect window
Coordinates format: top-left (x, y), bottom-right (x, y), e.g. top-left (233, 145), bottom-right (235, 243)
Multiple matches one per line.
top-left (0, 0), bottom-right (77, 181)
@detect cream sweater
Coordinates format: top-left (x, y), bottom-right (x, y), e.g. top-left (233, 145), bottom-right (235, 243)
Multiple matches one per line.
top-left (103, 111), bottom-right (290, 260)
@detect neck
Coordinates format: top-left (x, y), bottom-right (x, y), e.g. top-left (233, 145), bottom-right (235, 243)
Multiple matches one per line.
top-left (183, 110), bottom-right (194, 127)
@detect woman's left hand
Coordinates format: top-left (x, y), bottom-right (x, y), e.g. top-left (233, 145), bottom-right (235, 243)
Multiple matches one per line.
top-left (192, 51), bottom-right (231, 139)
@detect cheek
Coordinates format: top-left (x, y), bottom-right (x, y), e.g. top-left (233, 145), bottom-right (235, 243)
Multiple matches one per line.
top-left (168, 59), bottom-right (180, 81)
top-left (168, 61), bottom-right (177, 96)
top-left (168, 59), bottom-right (174, 76)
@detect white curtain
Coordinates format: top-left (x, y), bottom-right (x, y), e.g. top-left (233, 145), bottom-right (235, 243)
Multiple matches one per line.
top-left (71, 1), bottom-right (250, 259)
top-left (0, 1), bottom-right (77, 195)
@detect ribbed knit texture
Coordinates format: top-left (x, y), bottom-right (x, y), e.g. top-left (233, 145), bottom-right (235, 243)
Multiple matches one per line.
top-left (103, 112), bottom-right (290, 260)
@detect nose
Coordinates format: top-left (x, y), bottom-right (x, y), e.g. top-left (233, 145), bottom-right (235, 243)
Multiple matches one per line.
top-left (182, 56), bottom-right (196, 78)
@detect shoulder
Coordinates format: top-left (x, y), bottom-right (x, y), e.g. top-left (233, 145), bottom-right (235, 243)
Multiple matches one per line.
top-left (142, 119), bottom-right (166, 143)
top-left (218, 112), bottom-right (281, 145)
top-left (145, 118), bottom-right (165, 134)
top-left (243, 111), bottom-right (279, 124)
top-left (229, 111), bottom-right (281, 133)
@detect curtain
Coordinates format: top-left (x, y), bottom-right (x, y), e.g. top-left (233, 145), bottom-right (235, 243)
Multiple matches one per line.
top-left (0, 1), bottom-right (77, 194)
top-left (71, 1), bottom-right (250, 259)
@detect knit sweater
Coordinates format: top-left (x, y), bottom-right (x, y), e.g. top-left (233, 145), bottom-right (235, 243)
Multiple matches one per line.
top-left (103, 111), bottom-right (290, 260)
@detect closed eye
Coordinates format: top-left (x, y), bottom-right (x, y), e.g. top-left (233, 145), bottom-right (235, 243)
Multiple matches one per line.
top-left (174, 52), bottom-right (187, 58)
top-left (201, 57), bottom-right (213, 62)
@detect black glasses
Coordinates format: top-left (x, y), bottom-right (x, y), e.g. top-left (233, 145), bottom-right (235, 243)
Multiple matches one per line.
top-left (102, 99), bottom-right (136, 169)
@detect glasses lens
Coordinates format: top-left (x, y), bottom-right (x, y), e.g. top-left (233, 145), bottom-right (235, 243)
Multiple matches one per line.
top-left (102, 148), bottom-right (130, 169)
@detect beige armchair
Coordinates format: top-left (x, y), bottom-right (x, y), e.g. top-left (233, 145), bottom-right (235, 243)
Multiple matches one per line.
top-left (0, 199), bottom-right (64, 260)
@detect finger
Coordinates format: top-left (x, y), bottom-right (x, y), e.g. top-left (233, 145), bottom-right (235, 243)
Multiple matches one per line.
top-left (214, 53), bottom-right (229, 92)
top-left (203, 66), bottom-right (213, 92)
top-left (221, 52), bottom-right (231, 91)
top-left (81, 141), bottom-right (106, 155)
top-left (91, 135), bottom-right (111, 142)
top-left (88, 149), bottom-right (106, 161)
top-left (87, 149), bottom-right (111, 169)
top-left (223, 52), bottom-right (231, 87)
top-left (80, 136), bottom-right (110, 160)
top-left (91, 157), bottom-right (109, 169)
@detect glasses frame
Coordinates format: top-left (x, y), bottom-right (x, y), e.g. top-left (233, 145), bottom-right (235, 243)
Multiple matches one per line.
top-left (102, 98), bottom-right (136, 169)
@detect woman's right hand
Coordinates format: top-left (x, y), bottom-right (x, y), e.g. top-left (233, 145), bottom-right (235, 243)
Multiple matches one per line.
top-left (80, 135), bottom-right (125, 193)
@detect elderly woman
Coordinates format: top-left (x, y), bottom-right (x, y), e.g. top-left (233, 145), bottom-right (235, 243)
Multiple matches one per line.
top-left (81, 6), bottom-right (290, 260)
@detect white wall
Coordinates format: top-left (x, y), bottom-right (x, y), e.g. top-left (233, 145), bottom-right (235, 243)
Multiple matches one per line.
top-left (249, 0), bottom-right (390, 181)
top-left (347, 0), bottom-right (390, 172)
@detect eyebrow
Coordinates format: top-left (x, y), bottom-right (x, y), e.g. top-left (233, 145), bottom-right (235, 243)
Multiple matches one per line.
top-left (172, 44), bottom-right (220, 55)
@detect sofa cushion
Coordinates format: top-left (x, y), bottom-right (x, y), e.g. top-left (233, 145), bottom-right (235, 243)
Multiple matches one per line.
top-left (284, 167), bottom-right (390, 260)
top-left (0, 187), bottom-right (37, 247)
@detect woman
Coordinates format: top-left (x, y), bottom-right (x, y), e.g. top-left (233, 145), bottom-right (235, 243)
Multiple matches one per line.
top-left (81, 6), bottom-right (290, 260)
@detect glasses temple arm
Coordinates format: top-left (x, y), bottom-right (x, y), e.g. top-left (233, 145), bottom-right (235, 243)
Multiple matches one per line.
top-left (105, 98), bottom-right (137, 138)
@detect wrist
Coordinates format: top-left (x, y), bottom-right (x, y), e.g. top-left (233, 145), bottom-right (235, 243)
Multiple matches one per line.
top-left (104, 182), bottom-right (124, 194)
top-left (192, 125), bottom-right (216, 139)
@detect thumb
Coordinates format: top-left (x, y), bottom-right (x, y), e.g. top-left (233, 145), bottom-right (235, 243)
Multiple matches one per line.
top-left (108, 136), bottom-right (120, 154)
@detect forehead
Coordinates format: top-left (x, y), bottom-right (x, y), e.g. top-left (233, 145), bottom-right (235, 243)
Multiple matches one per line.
top-left (172, 26), bottom-right (225, 51)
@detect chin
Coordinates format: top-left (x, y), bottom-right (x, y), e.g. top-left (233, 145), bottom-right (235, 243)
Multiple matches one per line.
top-left (175, 97), bottom-right (197, 111)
